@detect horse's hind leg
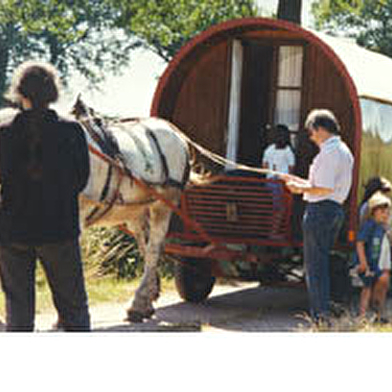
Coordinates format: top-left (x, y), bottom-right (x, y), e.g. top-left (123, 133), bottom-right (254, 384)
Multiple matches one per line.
top-left (126, 200), bottom-right (174, 323)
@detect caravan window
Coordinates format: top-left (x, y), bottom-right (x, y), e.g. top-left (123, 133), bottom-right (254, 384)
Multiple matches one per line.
top-left (274, 46), bottom-right (304, 134)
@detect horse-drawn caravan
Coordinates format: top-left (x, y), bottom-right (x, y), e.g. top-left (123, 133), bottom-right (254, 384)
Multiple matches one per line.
top-left (151, 17), bottom-right (392, 302)
top-left (2, 17), bottom-right (392, 323)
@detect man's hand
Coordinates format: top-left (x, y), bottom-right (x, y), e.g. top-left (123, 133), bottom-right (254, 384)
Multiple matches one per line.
top-left (280, 173), bottom-right (311, 186)
top-left (280, 174), bottom-right (311, 194)
top-left (357, 262), bottom-right (373, 276)
top-left (285, 181), bottom-right (311, 194)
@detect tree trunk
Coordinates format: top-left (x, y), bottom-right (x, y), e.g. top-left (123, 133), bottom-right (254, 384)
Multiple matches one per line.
top-left (277, 0), bottom-right (302, 25)
top-left (0, 38), bottom-right (10, 107)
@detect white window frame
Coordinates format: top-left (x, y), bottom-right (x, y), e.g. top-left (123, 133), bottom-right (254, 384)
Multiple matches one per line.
top-left (225, 39), bottom-right (243, 169)
top-left (274, 45), bottom-right (304, 134)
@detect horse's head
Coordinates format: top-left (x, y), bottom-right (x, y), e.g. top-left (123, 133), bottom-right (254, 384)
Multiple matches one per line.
top-left (72, 94), bottom-right (92, 120)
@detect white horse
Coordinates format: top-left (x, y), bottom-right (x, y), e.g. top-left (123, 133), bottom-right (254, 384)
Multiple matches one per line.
top-left (72, 96), bottom-right (194, 322)
top-left (0, 98), bottom-right (193, 323)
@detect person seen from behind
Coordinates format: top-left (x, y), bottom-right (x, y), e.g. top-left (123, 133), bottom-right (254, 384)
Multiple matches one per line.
top-left (0, 61), bottom-right (91, 331)
top-left (355, 192), bottom-right (391, 322)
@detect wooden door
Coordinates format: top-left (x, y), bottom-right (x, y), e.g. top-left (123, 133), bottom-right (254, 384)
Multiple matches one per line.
top-left (237, 43), bottom-right (274, 167)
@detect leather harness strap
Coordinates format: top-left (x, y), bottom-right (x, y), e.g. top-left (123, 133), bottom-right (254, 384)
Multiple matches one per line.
top-left (80, 115), bottom-right (125, 226)
top-left (79, 111), bottom-right (214, 243)
top-left (86, 143), bottom-right (214, 244)
top-left (84, 165), bottom-right (124, 227)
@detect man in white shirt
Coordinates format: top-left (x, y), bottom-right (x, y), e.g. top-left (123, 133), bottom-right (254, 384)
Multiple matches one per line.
top-left (281, 109), bottom-right (354, 323)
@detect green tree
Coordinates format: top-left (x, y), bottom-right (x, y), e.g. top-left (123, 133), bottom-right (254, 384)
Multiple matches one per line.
top-left (110, 0), bottom-right (258, 62)
top-left (312, 0), bottom-right (392, 57)
top-left (0, 0), bottom-right (138, 106)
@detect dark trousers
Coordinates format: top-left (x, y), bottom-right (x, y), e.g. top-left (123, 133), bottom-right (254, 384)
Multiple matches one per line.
top-left (302, 200), bottom-right (344, 321)
top-left (0, 240), bottom-right (90, 332)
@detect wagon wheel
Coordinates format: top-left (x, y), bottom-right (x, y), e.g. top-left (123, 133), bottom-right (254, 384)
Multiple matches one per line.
top-left (174, 258), bottom-right (216, 303)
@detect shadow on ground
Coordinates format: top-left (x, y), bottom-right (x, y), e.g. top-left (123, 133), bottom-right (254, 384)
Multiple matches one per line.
top-left (94, 285), bottom-right (310, 332)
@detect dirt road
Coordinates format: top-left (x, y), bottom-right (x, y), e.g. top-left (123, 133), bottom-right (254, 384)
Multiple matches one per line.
top-left (7, 282), bottom-right (311, 332)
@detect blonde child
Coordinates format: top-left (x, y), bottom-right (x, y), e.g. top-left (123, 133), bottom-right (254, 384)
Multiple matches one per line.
top-left (355, 192), bottom-right (391, 322)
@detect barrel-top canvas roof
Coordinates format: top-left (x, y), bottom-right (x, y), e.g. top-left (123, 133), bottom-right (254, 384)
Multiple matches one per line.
top-left (312, 30), bottom-right (392, 105)
top-left (152, 17), bottom-right (392, 114)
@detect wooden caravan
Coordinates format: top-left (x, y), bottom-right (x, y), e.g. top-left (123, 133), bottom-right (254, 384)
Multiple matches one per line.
top-left (150, 17), bottom-right (392, 301)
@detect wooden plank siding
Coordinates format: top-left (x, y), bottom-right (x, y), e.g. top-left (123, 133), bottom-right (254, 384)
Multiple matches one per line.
top-left (171, 41), bottom-right (231, 160)
top-left (154, 24), bottom-right (357, 181)
top-left (303, 44), bottom-right (356, 150)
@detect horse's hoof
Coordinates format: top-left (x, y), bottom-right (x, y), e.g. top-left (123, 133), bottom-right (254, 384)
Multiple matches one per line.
top-left (126, 310), bottom-right (144, 323)
top-left (126, 308), bottom-right (155, 323)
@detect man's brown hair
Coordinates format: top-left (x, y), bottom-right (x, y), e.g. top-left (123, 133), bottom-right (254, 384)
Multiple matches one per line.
top-left (5, 61), bottom-right (60, 109)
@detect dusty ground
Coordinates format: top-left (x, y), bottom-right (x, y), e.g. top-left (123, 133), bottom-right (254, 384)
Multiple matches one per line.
top-left (0, 282), bottom-right (312, 332)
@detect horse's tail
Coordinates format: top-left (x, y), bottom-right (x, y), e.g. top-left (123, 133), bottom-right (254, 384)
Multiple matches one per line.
top-left (188, 164), bottom-right (216, 187)
top-left (185, 138), bottom-right (217, 187)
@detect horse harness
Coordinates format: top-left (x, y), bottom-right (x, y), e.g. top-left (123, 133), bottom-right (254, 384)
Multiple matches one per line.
top-left (80, 115), bottom-right (126, 226)
top-left (80, 114), bottom-right (185, 226)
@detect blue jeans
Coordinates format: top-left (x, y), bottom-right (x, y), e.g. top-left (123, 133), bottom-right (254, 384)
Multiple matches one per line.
top-left (302, 200), bottom-right (344, 321)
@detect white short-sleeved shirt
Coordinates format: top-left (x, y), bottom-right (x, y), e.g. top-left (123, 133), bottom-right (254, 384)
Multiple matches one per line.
top-left (304, 136), bottom-right (354, 204)
top-left (262, 144), bottom-right (295, 179)
top-left (379, 234), bottom-right (391, 270)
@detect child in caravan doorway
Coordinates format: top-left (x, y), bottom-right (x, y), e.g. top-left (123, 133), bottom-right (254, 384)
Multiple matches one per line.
top-left (355, 191), bottom-right (391, 322)
top-left (262, 124), bottom-right (295, 237)
top-left (262, 124), bottom-right (295, 178)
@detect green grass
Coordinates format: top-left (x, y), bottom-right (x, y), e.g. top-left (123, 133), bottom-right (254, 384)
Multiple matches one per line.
top-left (0, 267), bottom-right (133, 318)
top-left (0, 227), bottom-right (176, 321)
top-left (0, 257), bottom-right (176, 320)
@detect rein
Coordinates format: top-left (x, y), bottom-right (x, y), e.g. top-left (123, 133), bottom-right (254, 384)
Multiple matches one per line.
top-left (79, 115), bottom-right (126, 226)
top-left (86, 143), bottom-right (215, 243)
top-left (160, 119), bottom-right (283, 178)
top-left (75, 103), bottom-right (286, 242)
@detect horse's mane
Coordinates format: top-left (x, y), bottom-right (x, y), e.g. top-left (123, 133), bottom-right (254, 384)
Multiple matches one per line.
top-left (0, 107), bottom-right (19, 126)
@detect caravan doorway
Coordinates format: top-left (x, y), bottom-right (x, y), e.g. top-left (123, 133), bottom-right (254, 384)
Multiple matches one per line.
top-left (226, 41), bottom-right (304, 169)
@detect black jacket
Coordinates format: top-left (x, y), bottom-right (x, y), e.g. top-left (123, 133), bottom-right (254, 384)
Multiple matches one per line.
top-left (0, 108), bottom-right (90, 244)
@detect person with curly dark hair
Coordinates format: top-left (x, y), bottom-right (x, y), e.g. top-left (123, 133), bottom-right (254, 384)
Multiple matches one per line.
top-left (0, 61), bottom-right (91, 331)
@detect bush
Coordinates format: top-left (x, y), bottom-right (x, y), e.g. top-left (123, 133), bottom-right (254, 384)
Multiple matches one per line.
top-left (81, 227), bottom-right (174, 280)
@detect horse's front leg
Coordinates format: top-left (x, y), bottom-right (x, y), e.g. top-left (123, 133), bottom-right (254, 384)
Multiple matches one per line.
top-left (126, 203), bottom-right (172, 323)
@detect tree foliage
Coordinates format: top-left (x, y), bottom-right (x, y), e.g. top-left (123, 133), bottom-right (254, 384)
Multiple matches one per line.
top-left (109, 0), bottom-right (258, 62)
top-left (0, 0), bottom-right (138, 105)
top-left (312, 0), bottom-right (392, 57)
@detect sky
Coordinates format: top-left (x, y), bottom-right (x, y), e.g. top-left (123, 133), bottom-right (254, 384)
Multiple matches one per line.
top-left (55, 0), bottom-right (316, 118)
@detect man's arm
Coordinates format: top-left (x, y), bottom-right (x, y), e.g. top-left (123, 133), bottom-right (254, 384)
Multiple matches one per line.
top-left (280, 173), bottom-right (333, 196)
top-left (356, 241), bottom-right (369, 274)
top-left (73, 123), bottom-right (90, 193)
